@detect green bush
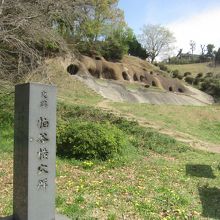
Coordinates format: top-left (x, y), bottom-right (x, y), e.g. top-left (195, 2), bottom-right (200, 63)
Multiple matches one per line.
top-left (172, 70), bottom-right (183, 80)
top-left (200, 78), bottom-right (220, 101)
top-left (57, 120), bottom-right (129, 160)
top-left (196, 72), bottom-right (203, 78)
top-left (205, 72), bottom-right (214, 78)
top-left (172, 69), bottom-right (180, 78)
top-left (101, 38), bottom-right (127, 61)
top-left (184, 72), bottom-right (192, 77)
top-left (116, 120), bottom-right (188, 154)
top-left (177, 75), bottom-right (183, 80)
top-left (158, 63), bottom-right (169, 72)
top-left (185, 76), bottom-right (194, 85)
top-left (57, 103), bottom-right (189, 156)
top-left (193, 78), bottom-right (200, 85)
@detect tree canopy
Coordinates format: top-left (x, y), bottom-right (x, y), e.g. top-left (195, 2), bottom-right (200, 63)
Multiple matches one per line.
top-left (206, 44), bottom-right (215, 58)
top-left (0, 0), bottom-right (129, 81)
top-left (138, 24), bottom-right (175, 62)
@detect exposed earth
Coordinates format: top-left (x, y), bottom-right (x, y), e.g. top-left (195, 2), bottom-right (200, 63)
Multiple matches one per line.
top-left (77, 75), bottom-right (213, 106)
top-left (64, 54), bottom-right (214, 106)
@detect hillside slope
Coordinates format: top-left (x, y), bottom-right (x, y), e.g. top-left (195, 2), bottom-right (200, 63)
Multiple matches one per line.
top-left (24, 53), bottom-right (213, 106)
top-left (1, 62), bottom-right (220, 219)
top-left (24, 56), bottom-right (219, 151)
top-left (78, 76), bottom-right (213, 106)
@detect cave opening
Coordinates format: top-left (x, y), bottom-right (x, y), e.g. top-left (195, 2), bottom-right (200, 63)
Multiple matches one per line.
top-left (67, 64), bottom-right (79, 75)
top-left (122, 72), bottom-right (129, 81)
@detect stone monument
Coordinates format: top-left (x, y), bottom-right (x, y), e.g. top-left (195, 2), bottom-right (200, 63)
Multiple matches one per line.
top-left (1, 83), bottom-right (69, 220)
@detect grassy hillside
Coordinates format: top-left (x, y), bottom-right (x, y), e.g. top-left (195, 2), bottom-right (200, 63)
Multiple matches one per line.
top-left (110, 102), bottom-right (220, 145)
top-left (27, 58), bottom-right (103, 106)
top-left (167, 62), bottom-right (220, 76)
top-left (167, 62), bottom-right (220, 102)
top-left (1, 61), bottom-right (220, 219)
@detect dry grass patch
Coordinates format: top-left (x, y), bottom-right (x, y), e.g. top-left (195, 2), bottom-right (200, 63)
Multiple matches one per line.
top-left (0, 154), bottom-right (13, 216)
top-left (26, 58), bottom-right (102, 106)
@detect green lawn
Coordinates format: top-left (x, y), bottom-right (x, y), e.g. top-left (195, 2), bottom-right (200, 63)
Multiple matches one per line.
top-left (1, 66), bottom-right (220, 219)
top-left (1, 140), bottom-right (220, 219)
top-left (56, 150), bottom-right (220, 220)
top-left (110, 102), bottom-right (220, 145)
top-left (1, 100), bottom-right (220, 219)
top-left (167, 62), bottom-right (220, 76)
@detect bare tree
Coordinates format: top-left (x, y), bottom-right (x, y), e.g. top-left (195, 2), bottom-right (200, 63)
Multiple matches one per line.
top-left (176, 49), bottom-right (183, 59)
top-left (200, 44), bottom-right (206, 55)
top-left (189, 40), bottom-right (196, 56)
top-left (0, 0), bottom-right (77, 82)
top-left (138, 24), bottom-right (176, 63)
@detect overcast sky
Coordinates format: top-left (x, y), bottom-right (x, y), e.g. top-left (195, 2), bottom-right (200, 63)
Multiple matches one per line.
top-left (118, 0), bottom-right (220, 55)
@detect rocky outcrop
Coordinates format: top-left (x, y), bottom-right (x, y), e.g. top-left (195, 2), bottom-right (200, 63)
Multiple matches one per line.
top-left (66, 55), bottom-right (190, 95)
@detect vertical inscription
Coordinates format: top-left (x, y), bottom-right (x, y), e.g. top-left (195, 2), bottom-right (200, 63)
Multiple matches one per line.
top-left (37, 91), bottom-right (49, 191)
top-left (37, 90), bottom-right (50, 190)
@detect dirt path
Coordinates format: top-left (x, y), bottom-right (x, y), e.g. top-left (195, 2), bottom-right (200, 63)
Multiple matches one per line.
top-left (97, 99), bottom-right (220, 154)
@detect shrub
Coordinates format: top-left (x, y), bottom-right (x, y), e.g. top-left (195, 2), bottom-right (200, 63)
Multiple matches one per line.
top-left (172, 69), bottom-right (183, 80)
top-left (57, 121), bottom-right (129, 160)
top-left (193, 78), bottom-right (200, 85)
top-left (200, 78), bottom-right (220, 100)
top-left (57, 104), bottom-right (189, 157)
top-left (101, 38), bottom-right (127, 61)
top-left (172, 69), bottom-right (180, 78)
top-left (200, 81), bottom-right (209, 91)
top-left (158, 63), bottom-right (169, 72)
top-left (196, 73), bottom-right (203, 78)
top-left (216, 73), bottom-right (220, 79)
top-left (206, 72), bottom-right (214, 78)
top-left (185, 76), bottom-right (194, 85)
top-left (109, 116), bottom-right (188, 154)
top-left (35, 39), bottom-right (60, 56)
top-left (184, 72), bottom-right (192, 77)
top-left (177, 75), bottom-right (183, 80)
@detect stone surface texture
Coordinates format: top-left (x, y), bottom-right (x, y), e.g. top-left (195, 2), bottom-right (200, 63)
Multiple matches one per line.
top-left (14, 83), bottom-right (57, 220)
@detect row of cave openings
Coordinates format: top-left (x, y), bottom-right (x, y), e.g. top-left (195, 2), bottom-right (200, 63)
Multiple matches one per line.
top-left (122, 71), bottom-right (183, 93)
top-left (67, 64), bottom-right (184, 93)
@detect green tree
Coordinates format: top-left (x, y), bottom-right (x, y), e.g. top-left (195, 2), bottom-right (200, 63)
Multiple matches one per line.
top-left (128, 35), bottom-right (148, 59)
top-left (138, 24), bottom-right (175, 62)
top-left (102, 26), bottom-right (133, 60)
top-left (0, 0), bottom-right (127, 80)
top-left (76, 0), bottom-right (125, 42)
top-left (206, 44), bottom-right (215, 57)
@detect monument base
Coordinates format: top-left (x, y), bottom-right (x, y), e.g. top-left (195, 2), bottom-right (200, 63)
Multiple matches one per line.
top-left (0, 214), bottom-right (70, 220)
